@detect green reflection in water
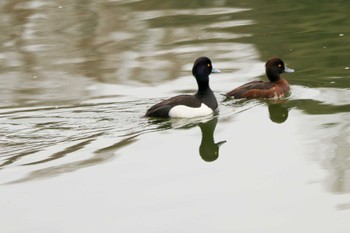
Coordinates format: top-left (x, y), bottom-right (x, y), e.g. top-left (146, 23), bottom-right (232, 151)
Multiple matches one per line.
top-left (198, 117), bottom-right (226, 162)
top-left (148, 116), bottom-right (226, 162)
top-left (229, 0), bottom-right (350, 88)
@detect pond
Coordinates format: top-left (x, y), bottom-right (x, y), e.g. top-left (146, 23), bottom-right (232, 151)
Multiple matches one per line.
top-left (1, 0), bottom-right (350, 232)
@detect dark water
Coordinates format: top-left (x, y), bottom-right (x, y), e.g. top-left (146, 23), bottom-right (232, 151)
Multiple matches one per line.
top-left (1, 0), bottom-right (350, 232)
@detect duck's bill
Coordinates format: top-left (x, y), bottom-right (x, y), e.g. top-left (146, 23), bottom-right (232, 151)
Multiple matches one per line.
top-left (212, 68), bottom-right (221, 73)
top-left (284, 67), bottom-right (295, 73)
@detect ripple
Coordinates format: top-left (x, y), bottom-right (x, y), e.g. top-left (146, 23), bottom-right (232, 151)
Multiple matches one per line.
top-left (0, 101), bottom-right (148, 173)
top-left (134, 7), bottom-right (251, 20)
top-left (208, 20), bottom-right (254, 29)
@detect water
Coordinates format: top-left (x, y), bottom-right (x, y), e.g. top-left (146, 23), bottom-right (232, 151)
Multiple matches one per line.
top-left (1, 0), bottom-right (350, 232)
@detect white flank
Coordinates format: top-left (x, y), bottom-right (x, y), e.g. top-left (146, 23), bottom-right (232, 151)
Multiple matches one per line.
top-left (168, 103), bottom-right (213, 118)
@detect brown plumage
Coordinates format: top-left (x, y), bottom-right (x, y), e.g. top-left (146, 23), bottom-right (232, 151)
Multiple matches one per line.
top-left (226, 57), bottom-right (294, 99)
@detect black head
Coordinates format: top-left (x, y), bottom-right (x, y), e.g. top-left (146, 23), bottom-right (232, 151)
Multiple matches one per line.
top-left (192, 56), bottom-right (219, 93)
top-left (265, 57), bottom-right (294, 82)
top-left (192, 57), bottom-right (217, 77)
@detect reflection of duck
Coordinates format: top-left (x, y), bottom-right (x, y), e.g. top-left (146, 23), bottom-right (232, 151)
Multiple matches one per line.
top-left (147, 116), bottom-right (226, 162)
top-left (267, 102), bottom-right (289, 123)
top-left (198, 118), bottom-right (226, 162)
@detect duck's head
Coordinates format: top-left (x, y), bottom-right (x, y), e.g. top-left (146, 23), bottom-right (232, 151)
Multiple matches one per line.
top-left (192, 57), bottom-right (220, 78)
top-left (265, 57), bottom-right (294, 82)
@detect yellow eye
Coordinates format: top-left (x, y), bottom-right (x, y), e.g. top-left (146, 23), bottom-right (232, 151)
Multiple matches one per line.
top-left (207, 64), bottom-right (211, 67)
top-left (278, 64), bottom-right (282, 67)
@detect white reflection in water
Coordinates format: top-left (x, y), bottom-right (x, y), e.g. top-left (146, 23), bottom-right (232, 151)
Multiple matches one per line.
top-left (208, 20), bottom-right (254, 28)
top-left (134, 8), bottom-right (250, 20)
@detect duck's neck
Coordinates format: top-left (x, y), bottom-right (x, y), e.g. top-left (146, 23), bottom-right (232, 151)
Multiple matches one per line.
top-left (267, 70), bottom-right (281, 82)
top-left (195, 76), bottom-right (217, 110)
top-left (196, 75), bottom-right (210, 93)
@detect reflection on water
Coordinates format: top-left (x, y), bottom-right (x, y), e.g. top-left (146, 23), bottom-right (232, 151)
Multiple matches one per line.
top-left (0, 0), bottom-right (260, 106)
top-left (0, 0), bottom-right (350, 231)
top-left (147, 116), bottom-right (226, 162)
top-left (5, 133), bottom-right (139, 184)
top-left (0, 100), bottom-right (151, 183)
top-left (267, 101), bottom-right (289, 124)
top-left (198, 118), bottom-right (226, 162)
top-left (225, 98), bottom-right (291, 124)
top-left (286, 97), bottom-right (350, 194)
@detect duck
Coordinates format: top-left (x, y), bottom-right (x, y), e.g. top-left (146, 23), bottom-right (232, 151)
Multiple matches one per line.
top-left (226, 57), bottom-right (294, 99)
top-left (145, 57), bottom-right (220, 118)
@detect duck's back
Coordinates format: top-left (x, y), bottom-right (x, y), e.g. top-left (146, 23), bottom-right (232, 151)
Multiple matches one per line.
top-left (145, 95), bottom-right (202, 118)
top-left (226, 80), bottom-right (289, 99)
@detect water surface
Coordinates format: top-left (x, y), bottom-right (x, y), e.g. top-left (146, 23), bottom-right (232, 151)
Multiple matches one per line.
top-left (0, 0), bottom-right (349, 232)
